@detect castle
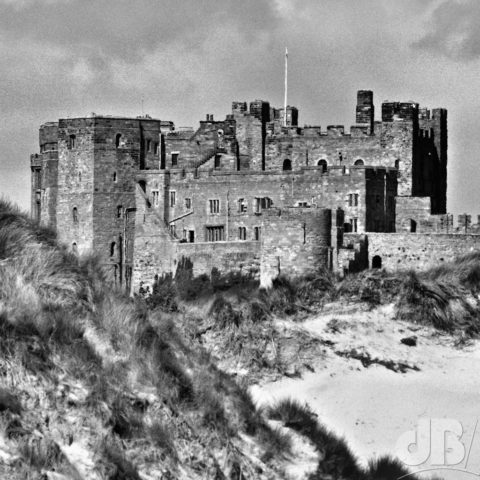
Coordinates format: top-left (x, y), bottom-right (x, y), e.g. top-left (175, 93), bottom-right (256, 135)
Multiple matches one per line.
top-left (30, 90), bottom-right (480, 293)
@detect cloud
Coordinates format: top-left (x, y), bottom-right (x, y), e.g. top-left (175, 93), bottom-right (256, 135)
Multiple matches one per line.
top-left (0, 0), bottom-right (279, 64)
top-left (414, 0), bottom-right (480, 61)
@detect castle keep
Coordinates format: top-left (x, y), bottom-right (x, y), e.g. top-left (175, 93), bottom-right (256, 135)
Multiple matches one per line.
top-left (31, 90), bottom-right (468, 292)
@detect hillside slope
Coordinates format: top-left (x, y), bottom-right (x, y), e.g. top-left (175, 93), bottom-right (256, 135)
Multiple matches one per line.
top-left (0, 199), bottom-right (457, 479)
top-left (0, 200), bottom-right (314, 479)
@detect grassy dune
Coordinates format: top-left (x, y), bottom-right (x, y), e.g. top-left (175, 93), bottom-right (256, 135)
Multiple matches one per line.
top-left (1, 198), bottom-right (471, 479)
top-left (0, 200), bottom-right (300, 479)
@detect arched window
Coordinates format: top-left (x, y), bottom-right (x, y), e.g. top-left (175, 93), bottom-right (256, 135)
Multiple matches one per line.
top-left (410, 219), bottom-right (417, 233)
top-left (72, 242), bottom-right (78, 254)
top-left (68, 134), bottom-right (76, 150)
top-left (115, 133), bottom-right (122, 148)
top-left (110, 242), bottom-right (116, 257)
top-left (283, 159), bottom-right (292, 171)
top-left (72, 207), bottom-right (78, 224)
top-left (354, 159), bottom-right (364, 166)
top-left (113, 171), bottom-right (117, 182)
top-left (372, 255), bottom-right (382, 269)
top-left (317, 159), bottom-right (327, 173)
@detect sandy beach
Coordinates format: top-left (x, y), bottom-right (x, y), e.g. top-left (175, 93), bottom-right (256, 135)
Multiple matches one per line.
top-left (251, 304), bottom-right (480, 480)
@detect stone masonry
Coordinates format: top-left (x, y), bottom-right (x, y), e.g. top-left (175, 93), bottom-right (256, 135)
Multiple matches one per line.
top-left (30, 90), bottom-right (472, 291)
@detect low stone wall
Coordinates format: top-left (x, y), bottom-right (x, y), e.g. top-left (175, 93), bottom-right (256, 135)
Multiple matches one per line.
top-left (176, 241), bottom-right (261, 278)
top-left (367, 233), bottom-right (480, 271)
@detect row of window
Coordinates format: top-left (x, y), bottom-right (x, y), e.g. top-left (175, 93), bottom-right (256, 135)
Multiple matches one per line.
top-left (72, 205), bottom-right (124, 223)
top-left (172, 225), bottom-right (262, 243)
top-left (66, 133), bottom-right (159, 154)
top-left (166, 194), bottom-right (274, 214)
top-left (205, 225), bottom-right (261, 242)
top-left (281, 158), bottom-right (365, 172)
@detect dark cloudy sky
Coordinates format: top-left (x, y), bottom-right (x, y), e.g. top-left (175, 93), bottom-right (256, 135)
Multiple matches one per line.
top-left (0, 0), bottom-right (479, 215)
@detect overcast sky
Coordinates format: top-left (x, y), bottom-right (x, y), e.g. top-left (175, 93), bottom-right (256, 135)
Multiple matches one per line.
top-left (0, 0), bottom-right (479, 215)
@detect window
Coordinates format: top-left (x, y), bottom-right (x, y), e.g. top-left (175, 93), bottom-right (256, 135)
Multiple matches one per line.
top-left (113, 171), bottom-right (117, 182)
top-left (170, 224), bottom-right (176, 236)
top-left (238, 198), bottom-right (247, 213)
top-left (317, 159), bottom-right (327, 173)
top-left (354, 159), bottom-right (364, 166)
top-left (410, 219), bottom-right (417, 233)
top-left (72, 207), bottom-right (78, 224)
top-left (395, 159), bottom-right (400, 169)
top-left (298, 201), bottom-right (308, 207)
top-left (209, 199), bottom-right (220, 214)
top-left (171, 153), bottom-right (179, 167)
top-left (188, 230), bottom-right (195, 243)
top-left (34, 169), bottom-right (41, 189)
top-left (34, 200), bottom-right (41, 222)
top-left (348, 194), bottom-right (353, 207)
top-left (117, 206), bottom-right (123, 218)
top-left (78, 171), bottom-right (82, 182)
top-left (154, 142), bottom-right (159, 155)
top-left (206, 226), bottom-right (225, 242)
top-left (72, 242), bottom-right (78, 254)
top-left (254, 197), bottom-right (272, 213)
top-left (239, 227), bottom-right (247, 240)
top-left (214, 154), bottom-right (221, 169)
top-left (185, 198), bottom-right (192, 209)
top-left (254, 226), bottom-right (261, 241)
top-left (352, 218), bottom-right (358, 232)
top-left (354, 194), bottom-right (359, 206)
top-left (152, 190), bottom-right (159, 207)
top-left (146, 139), bottom-right (152, 152)
top-left (68, 134), bottom-right (76, 149)
top-left (115, 133), bottom-right (122, 148)
top-left (170, 191), bottom-right (176, 207)
top-left (372, 255), bottom-right (382, 269)
top-left (110, 242), bottom-right (116, 257)
top-left (283, 159), bottom-right (292, 171)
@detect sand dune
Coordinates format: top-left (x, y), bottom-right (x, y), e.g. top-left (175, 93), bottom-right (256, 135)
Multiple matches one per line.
top-left (252, 303), bottom-right (480, 480)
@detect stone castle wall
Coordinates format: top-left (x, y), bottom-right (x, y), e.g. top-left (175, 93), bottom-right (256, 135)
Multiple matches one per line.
top-left (367, 233), bottom-right (480, 271)
top-left (260, 208), bottom-right (332, 288)
top-left (29, 91), bottom-right (452, 292)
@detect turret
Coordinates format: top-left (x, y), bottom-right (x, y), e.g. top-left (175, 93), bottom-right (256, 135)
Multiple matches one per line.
top-left (356, 90), bottom-right (374, 133)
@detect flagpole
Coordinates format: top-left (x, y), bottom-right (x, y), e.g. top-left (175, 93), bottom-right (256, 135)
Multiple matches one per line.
top-left (284, 47), bottom-right (288, 127)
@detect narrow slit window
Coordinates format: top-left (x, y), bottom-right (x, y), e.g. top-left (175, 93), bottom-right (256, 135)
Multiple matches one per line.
top-left (152, 190), bottom-right (159, 207)
top-left (209, 199), bottom-right (220, 214)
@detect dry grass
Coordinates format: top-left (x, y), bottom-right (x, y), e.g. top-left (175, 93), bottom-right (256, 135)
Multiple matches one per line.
top-left (0, 199), bottom-right (306, 479)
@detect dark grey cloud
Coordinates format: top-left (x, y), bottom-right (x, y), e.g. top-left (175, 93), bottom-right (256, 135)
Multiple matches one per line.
top-left (414, 0), bottom-right (480, 61)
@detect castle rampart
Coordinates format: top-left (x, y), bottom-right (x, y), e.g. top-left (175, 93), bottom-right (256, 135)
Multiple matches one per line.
top-left (30, 90), bottom-right (454, 292)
